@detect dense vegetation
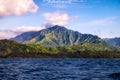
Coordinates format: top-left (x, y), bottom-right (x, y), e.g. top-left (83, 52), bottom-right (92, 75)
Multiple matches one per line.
top-left (0, 39), bottom-right (120, 58)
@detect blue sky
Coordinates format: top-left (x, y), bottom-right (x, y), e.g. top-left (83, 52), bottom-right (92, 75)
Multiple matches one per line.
top-left (0, 0), bottom-right (120, 39)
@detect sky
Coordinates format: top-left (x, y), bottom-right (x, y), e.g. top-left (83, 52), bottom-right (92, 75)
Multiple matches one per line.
top-left (0, 0), bottom-right (120, 39)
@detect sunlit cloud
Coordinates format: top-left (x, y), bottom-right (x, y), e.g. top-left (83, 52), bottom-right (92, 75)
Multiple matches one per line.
top-left (43, 11), bottom-right (79, 26)
top-left (43, 11), bottom-right (70, 26)
top-left (42, 0), bottom-right (87, 8)
top-left (0, 30), bottom-right (16, 39)
top-left (45, 0), bottom-right (72, 4)
top-left (12, 26), bottom-right (45, 33)
top-left (0, 0), bottom-right (39, 17)
top-left (44, 0), bottom-right (86, 4)
top-left (0, 26), bottom-right (45, 39)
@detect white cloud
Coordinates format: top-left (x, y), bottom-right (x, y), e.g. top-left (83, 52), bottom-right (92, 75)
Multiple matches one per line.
top-left (46, 0), bottom-right (72, 4)
top-left (0, 30), bottom-right (16, 39)
top-left (71, 16), bottom-right (79, 19)
top-left (12, 26), bottom-right (45, 33)
top-left (43, 11), bottom-right (70, 26)
top-left (96, 31), bottom-right (119, 38)
top-left (42, 0), bottom-right (87, 8)
top-left (0, 26), bottom-right (45, 39)
top-left (44, 0), bottom-right (86, 4)
top-left (88, 17), bottom-right (117, 26)
top-left (79, 16), bottom-right (118, 27)
top-left (77, 16), bottom-right (119, 38)
top-left (0, 0), bottom-right (38, 17)
top-left (41, 22), bottom-right (54, 28)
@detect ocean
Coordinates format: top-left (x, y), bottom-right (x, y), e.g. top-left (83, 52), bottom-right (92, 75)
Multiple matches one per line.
top-left (0, 58), bottom-right (120, 80)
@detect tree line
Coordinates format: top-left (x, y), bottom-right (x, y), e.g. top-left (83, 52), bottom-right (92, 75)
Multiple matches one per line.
top-left (0, 39), bottom-right (120, 58)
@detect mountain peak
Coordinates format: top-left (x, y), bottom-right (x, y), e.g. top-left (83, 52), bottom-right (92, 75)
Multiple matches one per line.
top-left (47, 25), bottom-right (66, 30)
top-left (11, 25), bottom-right (104, 47)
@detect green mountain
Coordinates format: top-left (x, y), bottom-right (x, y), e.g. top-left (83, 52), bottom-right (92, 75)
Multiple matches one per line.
top-left (1, 26), bottom-right (120, 58)
top-left (104, 37), bottom-right (120, 47)
top-left (11, 25), bottom-right (104, 47)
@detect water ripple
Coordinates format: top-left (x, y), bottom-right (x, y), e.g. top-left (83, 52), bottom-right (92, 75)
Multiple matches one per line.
top-left (0, 58), bottom-right (120, 80)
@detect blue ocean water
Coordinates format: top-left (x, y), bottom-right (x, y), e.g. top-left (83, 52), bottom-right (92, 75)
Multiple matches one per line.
top-left (0, 58), bottom-right (120, 80)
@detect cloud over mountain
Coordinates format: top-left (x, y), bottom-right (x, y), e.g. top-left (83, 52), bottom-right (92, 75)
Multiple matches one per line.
top-left (0, 0), bottom-right (38, 17)
top-left (0, 30), bottom-right (16, 39)
top-left (12, 26), bottom-right (44, 33)
top-left (0, 26), bottom-right (44, 39)
top-left (43, 11), bottom-right (70, 26)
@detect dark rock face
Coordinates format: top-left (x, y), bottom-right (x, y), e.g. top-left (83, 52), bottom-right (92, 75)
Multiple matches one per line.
top-left (108, 72), bottom-right (120, 79)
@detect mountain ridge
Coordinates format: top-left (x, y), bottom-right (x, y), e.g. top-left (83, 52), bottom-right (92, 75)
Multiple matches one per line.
top-left (11, 25), bottom-right (104, 47)
top-left (104, 37), bottom-right (120, 47)
top-left (11, 31), bottom-right (36, 43)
